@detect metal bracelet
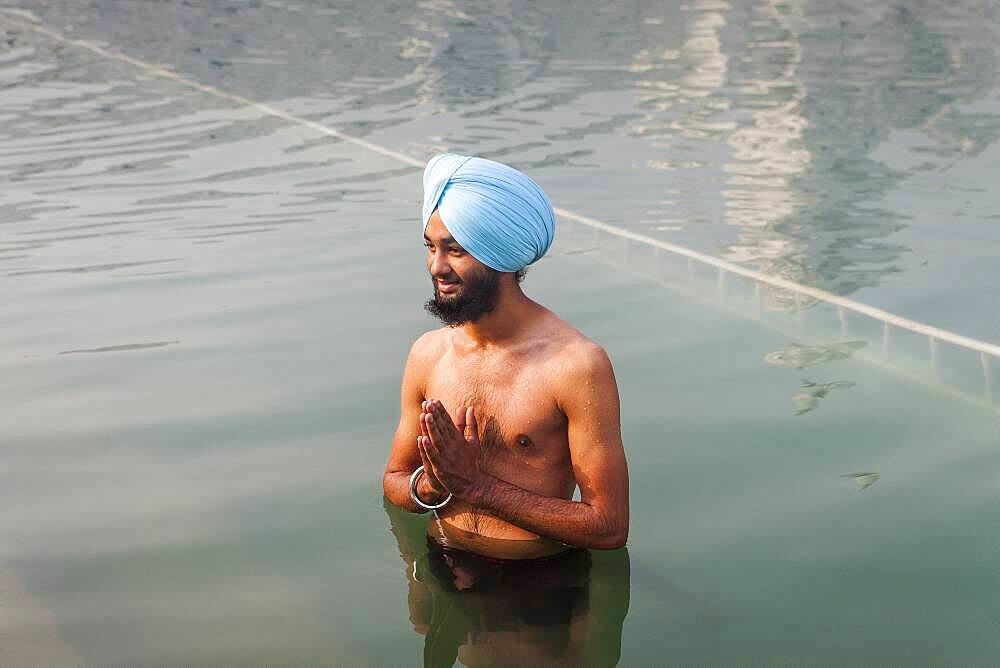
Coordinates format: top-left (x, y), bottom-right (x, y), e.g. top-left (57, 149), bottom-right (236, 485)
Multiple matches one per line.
top-left (409, 465), bottom-right (452, 511)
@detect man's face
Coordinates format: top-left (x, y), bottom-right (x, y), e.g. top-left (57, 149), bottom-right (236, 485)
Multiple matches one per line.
top-left (423, 211), bottom-right (501, 326)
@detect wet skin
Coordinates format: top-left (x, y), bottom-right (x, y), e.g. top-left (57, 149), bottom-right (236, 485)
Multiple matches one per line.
top-left (383, 212), bottom-right (629, 556)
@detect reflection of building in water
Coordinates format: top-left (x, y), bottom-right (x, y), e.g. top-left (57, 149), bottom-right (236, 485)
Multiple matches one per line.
top-left (627, 0), bottom-right (730, 149)
top-left (720, 0), bottom-right (809, 235)
top-left (750, 0), bottom-right (1000, 298)
top-left (384, 500), bottom-right (629, 668)
top-left (625, 0), bottom-right (1000, 304)
top-left (624, 0), bottom-right (817, 309)
top-left (717, 0), bottom-right (814, 310)
top-left (788, 2), bottom-right (993, 294)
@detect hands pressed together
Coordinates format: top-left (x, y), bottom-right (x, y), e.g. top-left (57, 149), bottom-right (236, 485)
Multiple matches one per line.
top-left (416, 399), bottom-right (485, 502)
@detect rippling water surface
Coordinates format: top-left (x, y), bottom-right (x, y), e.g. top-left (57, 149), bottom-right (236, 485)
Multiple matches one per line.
top-left (2, 1), bottom-right (999, 664)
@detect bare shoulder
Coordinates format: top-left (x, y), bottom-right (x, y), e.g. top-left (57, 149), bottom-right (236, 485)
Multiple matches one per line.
top-left (540, 317), bottom-right (616, 397)
top-left (556, 336), bottom-right (614, 382)
top-left (402, 328), bottom-right (449, 386)
top-left (409, 327), bottom-right (449, 361)
top-left (538, 319), bottom-right (622, 438)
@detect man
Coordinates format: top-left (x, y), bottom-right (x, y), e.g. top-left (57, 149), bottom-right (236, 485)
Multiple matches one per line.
top-left (383, 153), bottom-right (629, 560)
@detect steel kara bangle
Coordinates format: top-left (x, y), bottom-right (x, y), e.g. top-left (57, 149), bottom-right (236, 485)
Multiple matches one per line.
top-left (409, 465), bottom-right (452, 511)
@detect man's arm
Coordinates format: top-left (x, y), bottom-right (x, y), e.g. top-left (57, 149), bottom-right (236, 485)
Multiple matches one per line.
top-left (383, 333), bottom-right (449, 513)
top-left (420, 343), bottom-right (629, 549)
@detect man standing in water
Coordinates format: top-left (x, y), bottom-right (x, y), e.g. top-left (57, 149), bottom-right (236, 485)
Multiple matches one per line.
top-left (383, 154), bottom-right (629, 560)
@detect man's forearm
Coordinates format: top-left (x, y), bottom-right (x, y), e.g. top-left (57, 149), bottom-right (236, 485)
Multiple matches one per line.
top-left (468, 475), bottom-right (627, 550)
top-left (383, 470), bottom-right (447, 514)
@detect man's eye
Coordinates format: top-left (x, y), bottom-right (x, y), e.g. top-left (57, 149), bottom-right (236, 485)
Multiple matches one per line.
top-left (448, 248), bottom-right (464, 256)
top-left (424, 243), bottom-right (434, 250)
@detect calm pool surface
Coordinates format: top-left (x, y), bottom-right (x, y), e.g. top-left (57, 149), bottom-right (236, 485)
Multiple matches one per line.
top-left (2, 1), bottom-right (999, 664)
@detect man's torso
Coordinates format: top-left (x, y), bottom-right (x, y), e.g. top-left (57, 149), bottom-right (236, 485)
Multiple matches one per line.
top-left (421, 319), bottom-right (581, 546)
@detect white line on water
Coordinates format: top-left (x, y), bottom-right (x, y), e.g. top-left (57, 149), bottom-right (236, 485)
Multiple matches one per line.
top-left (571, 222), bottom-right (1000, 414)
top-left (555, 208), bottom-right (1000, 359)
top-left (4, 12), bottom-right (999, 362)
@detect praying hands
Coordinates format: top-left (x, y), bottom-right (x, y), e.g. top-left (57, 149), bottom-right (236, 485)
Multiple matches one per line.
top-left (417, 399), bottom-right (484, 501)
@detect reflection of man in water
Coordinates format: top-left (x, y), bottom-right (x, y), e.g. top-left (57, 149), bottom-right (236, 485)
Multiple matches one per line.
top-left (385, 500), bottom-right (630, 668)
top-left (383, 153), bottom-right (630, 560)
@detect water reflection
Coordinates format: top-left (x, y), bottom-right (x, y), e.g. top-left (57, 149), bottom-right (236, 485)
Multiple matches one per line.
top-left (8, 0), bottom-right (1000, 336)
top-left (764, 340), bottom-right (866, 370)
top-left (772, 1), bottom-right (1000, 297)
top-left (842, 471), bottom-right (880, 491)
top-left (791, 379), bottom-right (855, 415)
top-left (385, 501), bottom-right (629, 667)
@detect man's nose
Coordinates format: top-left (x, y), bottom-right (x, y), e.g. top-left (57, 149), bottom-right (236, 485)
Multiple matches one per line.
top-left (428, 251), bottom-right (451, 277)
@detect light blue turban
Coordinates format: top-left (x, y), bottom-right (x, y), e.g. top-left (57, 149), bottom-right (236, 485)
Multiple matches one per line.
top-left (422, 153), bottom-right (556, 273)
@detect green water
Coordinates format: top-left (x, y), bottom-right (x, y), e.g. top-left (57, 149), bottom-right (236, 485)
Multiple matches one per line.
top-left (2, 1), bottom-right (1000, 664)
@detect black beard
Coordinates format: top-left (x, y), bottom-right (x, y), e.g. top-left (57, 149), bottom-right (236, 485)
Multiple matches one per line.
top-left (424, 267), bottom-right (501, 326)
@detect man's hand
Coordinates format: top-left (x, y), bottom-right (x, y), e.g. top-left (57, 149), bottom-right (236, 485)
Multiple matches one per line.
top-left (415, 400), bottom-right (448, 498)
top-left (418, 399), bottom-right (484, 500)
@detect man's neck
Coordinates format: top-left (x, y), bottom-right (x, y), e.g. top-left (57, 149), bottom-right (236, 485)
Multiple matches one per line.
top-left (456, 282), bottom-right (538, 349)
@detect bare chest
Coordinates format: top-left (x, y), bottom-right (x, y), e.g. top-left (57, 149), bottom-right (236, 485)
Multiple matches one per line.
top-left (424, 354), bottom-right (569, 471)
